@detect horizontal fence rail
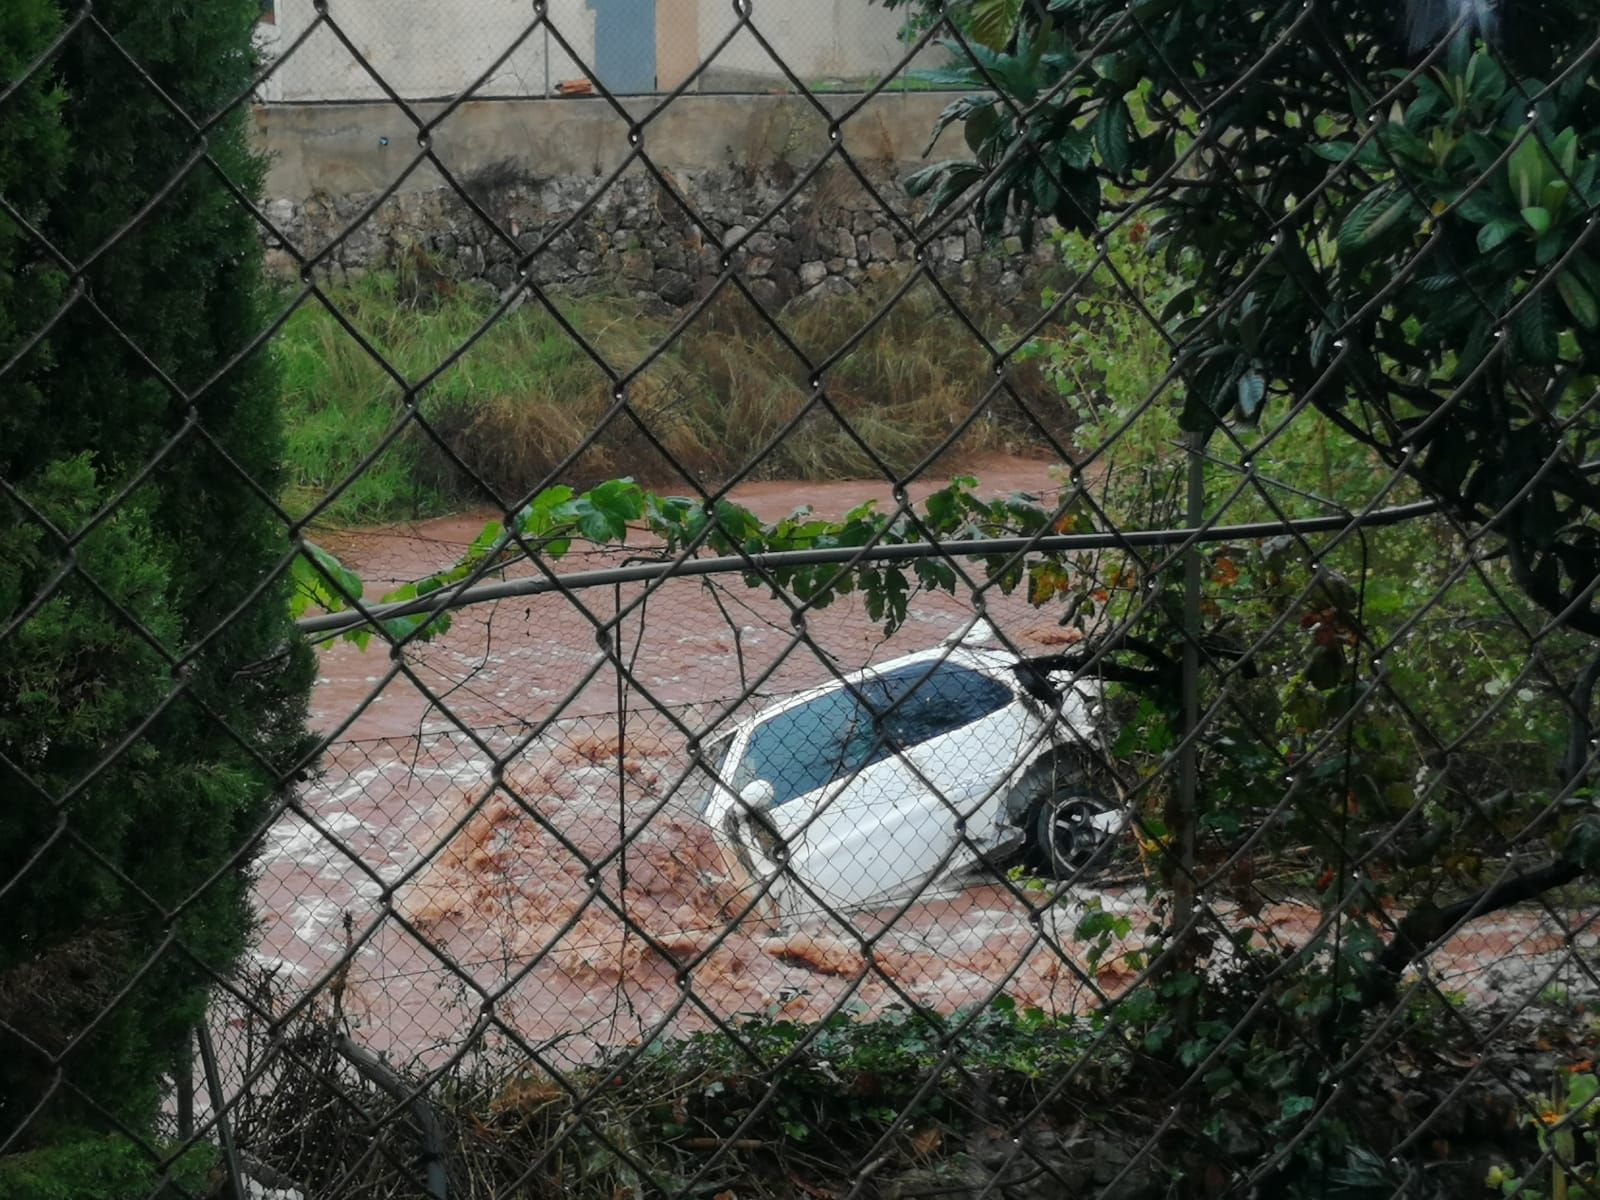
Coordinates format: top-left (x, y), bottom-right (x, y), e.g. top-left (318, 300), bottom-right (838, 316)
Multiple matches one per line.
top-left (295, 499), bottom-right (1446, 635)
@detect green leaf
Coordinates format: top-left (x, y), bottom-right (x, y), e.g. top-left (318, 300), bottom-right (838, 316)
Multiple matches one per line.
top-left (1306, 644), bottom-right (1345, 690)
top-left (1236, 292), bottom-right (1264, 353)
top-left (1236, 369), bottom-right (1266, 420)
top-left (904, 159), bottom-right (981, 199)
top-left (1279, 1094), bottom-right (1316, 1121)
top-left (1557, 270), bottom-right (1600, 331)
top-left (1467, 50), bottom-right (1507, 107)
top-left (963, 103), bottom-right (1001, 155)
top-left (1567, 815), bottom-right (1600, 874)
top-left (1521, 205), bottom-right (1551, 236)
top-left (378, 580), bottom-right (419, 606)
top-left (1055, 128), bottom-right (1095, 171)
top-left (1509, 135), bottom-right (1546, 208)
top-left (1513, 289), bottom-right (1559, 364)
top-left (380, 610), bottom-right (452, 643)
top-left (1540, 177), bottom-right (1570, 214)
top-left (1572, 253), bottom-right (1600, 301)
top-left (968, 0), bottom-right (1023, 52)
top-left (1336, 187), bottom-right (1407, 260)
top-left (1310, 138), bottom-right (1385, 170)
top-left (1056, 167), bottom-right (1101, 232)
top-left (587, 477), bottom-right (645, 523)
top-left (466, 521), bottom-right (504, 563)
top-left (1160, 285), bottom-right (1196, 324)
top-left (1451, 189), bottom-right (1512, 226)
top-left (1475, 219), bottom-right (1522, 252)
top-left (517, 485), bottom-right (575, 535)
top-left (1459, 131), bottom-right (1503, 175)
top-left (291, 543), bottom-right (363, 617)
top-left (1094, 98), bottom-right (1132, 175)
top-left (1534, 229), bottom-right (1564, 267)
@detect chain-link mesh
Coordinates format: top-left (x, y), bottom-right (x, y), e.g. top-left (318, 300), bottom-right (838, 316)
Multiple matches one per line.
top-left (5, 0), bottom-right (1600, 1197)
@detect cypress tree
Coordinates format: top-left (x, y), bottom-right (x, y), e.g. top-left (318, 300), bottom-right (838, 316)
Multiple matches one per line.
top-left (0, 0), bottom-right (313, 1162)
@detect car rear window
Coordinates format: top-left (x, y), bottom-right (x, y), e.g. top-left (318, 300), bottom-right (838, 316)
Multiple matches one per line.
top-left (733, 661), bottom-right (1012, 808)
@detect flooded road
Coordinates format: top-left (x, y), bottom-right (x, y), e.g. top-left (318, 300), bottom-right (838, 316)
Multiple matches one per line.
top-left (252, 457), bottom-right (1597, 1067)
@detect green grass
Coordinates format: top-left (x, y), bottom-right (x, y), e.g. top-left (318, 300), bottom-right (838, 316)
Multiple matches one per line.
top-left (275, 272), bottom-right (1062, 524)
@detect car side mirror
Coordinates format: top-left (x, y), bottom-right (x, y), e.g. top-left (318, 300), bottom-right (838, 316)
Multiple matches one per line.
top-left (738, 780), bottom-right (776, 811)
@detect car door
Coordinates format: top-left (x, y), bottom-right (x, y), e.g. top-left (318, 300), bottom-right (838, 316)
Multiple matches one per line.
top-left (779, 662), bottom-right (1020, 911)
top-left (727, 676), bottom-right (926, 914)
top-left (781, 739), bottom-right (927, 915)
top-left (895, 662), bottom-right (1031, 853)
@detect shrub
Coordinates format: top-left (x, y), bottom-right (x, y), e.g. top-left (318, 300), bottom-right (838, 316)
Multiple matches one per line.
top-left (0, 0), bottom-right (313, 1156)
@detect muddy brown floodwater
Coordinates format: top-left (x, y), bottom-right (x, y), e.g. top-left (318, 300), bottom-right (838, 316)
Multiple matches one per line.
top-left (253, 457), bottom-right (1597, 1069)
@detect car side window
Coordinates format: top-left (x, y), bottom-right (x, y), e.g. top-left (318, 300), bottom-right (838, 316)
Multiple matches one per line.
top-left (732, 685), bottom-right (881, 809)
top-left (876, 661), bottom-right (1013, 751)
top-left (731, 662), bottom-right (1012, 808)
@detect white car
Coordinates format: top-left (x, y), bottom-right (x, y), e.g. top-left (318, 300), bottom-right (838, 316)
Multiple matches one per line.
top-left (694, 627), bottom-right (1123, 921)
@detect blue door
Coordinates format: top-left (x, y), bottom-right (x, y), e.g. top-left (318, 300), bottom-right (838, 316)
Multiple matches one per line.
top-left (587, 0), bottom-right (657, 95)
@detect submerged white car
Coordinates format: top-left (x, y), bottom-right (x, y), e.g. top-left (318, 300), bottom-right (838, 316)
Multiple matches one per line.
top-left (694, 628), bottom-right (1123, 921)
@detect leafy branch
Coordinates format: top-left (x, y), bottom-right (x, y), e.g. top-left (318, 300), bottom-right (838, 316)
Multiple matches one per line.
top-left (291, 473), bottom-right (1108, 647)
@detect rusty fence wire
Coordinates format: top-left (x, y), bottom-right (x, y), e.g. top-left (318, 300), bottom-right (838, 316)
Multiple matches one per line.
top-left (4, 0), bottom-right (1600, 1198)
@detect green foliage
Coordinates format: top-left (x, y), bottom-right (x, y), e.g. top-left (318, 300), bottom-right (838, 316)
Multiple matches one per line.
top-left (872, 0), bottom-right (1023, 48)
top-left (888, 5), bottom-right (1600, 1178)
top-left (0, 1136), bottom-right (213, 1200)
top-left (277, 272), bottom-right (1047, 523)
top-left (904, 0), bottom-right (1600, 639)
top-left (304, 471), bottom-right (1067, 645)
top-left (0, 0), bottom-right (312, 1159)
top-left (246, 977), bottom-right (1530, 1198)
top-left (1486, 1067), bottom-right (1600, 1198)
top-left (427, 997), bottom-right (1129, 1197)
top-left (0, 0), bottom-right (67, 428)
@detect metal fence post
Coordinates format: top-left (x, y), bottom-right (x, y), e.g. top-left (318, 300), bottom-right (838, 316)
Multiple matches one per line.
top-left (174, 1029), bottom-right (194, 1144)
top-left (1172, 428), bottom-right (1206, 1027)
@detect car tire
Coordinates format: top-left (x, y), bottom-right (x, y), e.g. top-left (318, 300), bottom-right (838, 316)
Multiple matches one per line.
top-left (1022, 766), bottom-right (1116, 880)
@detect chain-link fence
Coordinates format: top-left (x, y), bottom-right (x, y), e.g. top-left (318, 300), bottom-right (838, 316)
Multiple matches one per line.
top-left (6, 0), bottom-right (1600, 1197)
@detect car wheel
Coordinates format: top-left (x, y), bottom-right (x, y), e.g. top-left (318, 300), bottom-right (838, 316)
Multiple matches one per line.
top-left (1027, 784), bottom-right (1115, 880)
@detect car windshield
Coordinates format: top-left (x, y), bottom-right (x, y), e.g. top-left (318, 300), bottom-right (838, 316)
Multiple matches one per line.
top-left (687, 735), bottom-right (734, 815)
top-left (731, 660), bottom-right (1012, 808)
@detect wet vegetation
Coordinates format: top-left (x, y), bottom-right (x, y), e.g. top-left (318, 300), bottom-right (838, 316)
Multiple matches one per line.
top-left (275, 271), bottom-right (1066, 524)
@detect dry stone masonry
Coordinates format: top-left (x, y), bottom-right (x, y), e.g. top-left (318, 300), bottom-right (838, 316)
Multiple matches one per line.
top-left (262, 163), bottom-right (1054, 309)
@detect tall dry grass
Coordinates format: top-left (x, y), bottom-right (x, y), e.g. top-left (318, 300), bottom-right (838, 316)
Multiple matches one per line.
top-left (276, 272), bottom-right (1064, 522)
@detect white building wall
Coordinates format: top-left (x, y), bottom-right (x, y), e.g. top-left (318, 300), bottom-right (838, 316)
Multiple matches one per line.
top-left (266, 0), bottom-right (598, 102)
top-left (258, 0), bottom-right (917, 101)
top-left (698, 0), bottom-right (911, 84)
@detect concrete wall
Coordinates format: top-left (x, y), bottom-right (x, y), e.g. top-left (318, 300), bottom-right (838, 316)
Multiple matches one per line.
top-left (255, 91), bottom-right (968, 202)
top-left (258, 0), bottom-right (919, 100)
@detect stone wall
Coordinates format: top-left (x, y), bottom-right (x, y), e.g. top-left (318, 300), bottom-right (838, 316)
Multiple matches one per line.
top-left (253, 94), bottom-right (1056, 310)
top-left (263, 162), bottom-right (1055, 310)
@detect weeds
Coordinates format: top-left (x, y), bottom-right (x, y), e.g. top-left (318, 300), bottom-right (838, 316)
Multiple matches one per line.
top-left (205, 962), bottom-right (1558, 1200)
top-left (276, 273), bottom-right (1062, 524)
